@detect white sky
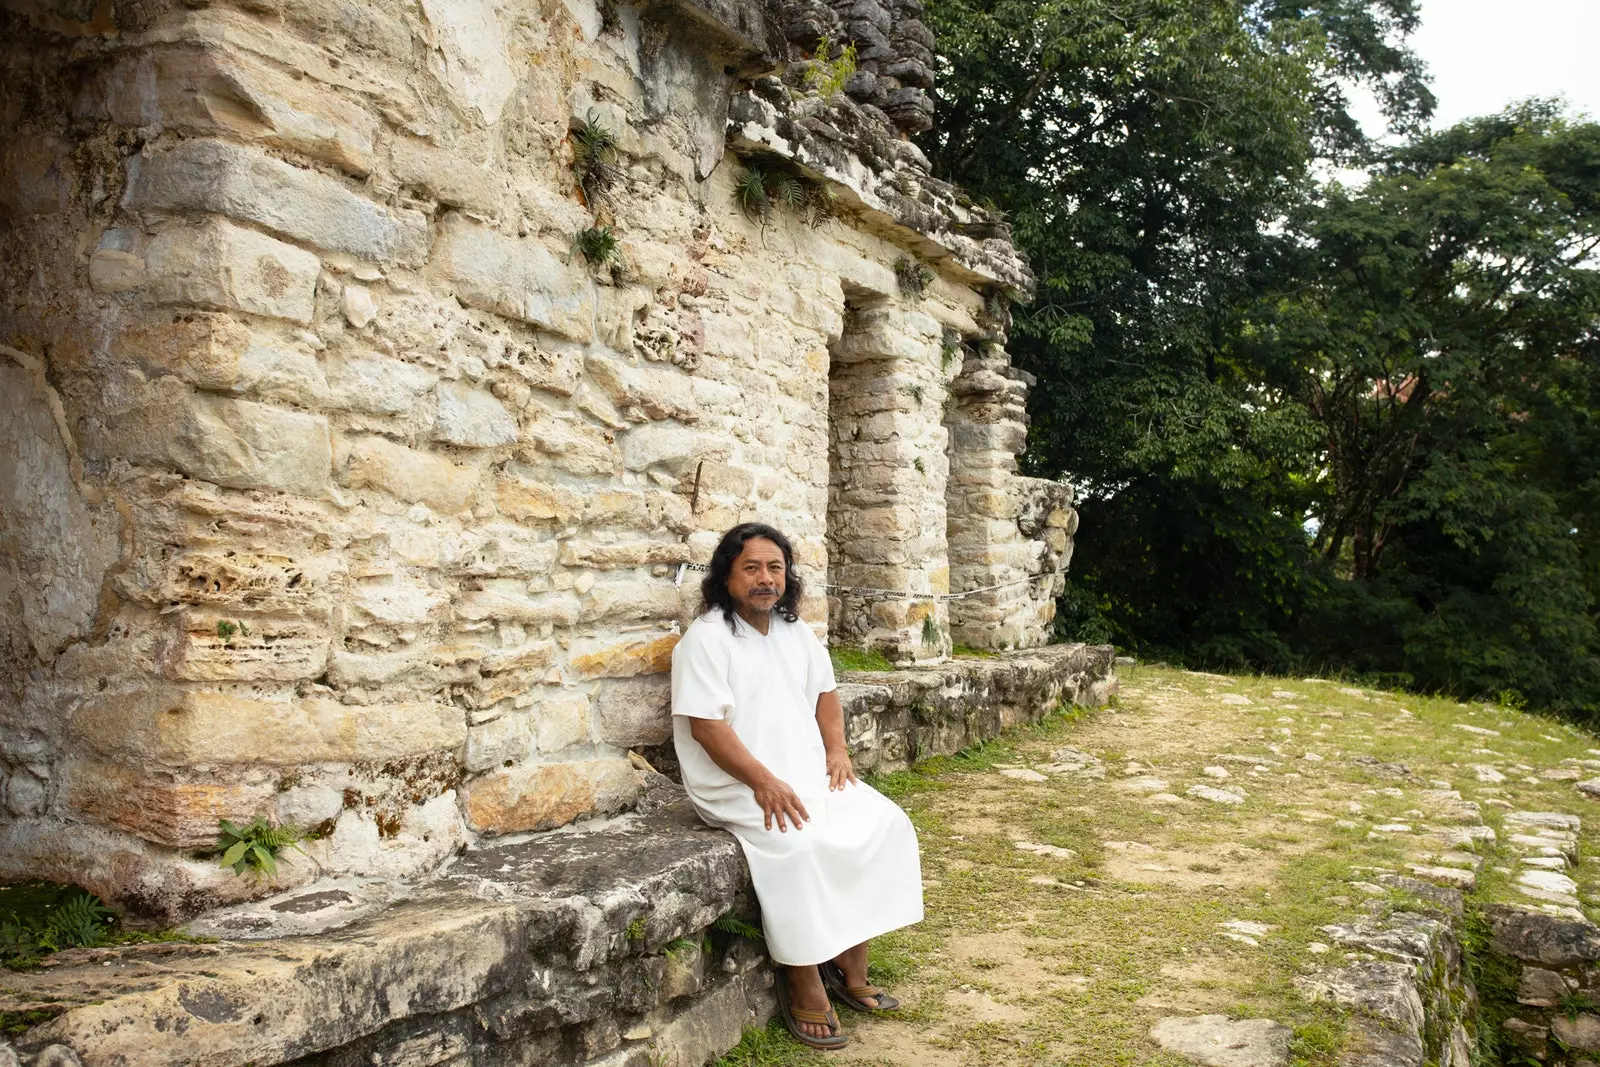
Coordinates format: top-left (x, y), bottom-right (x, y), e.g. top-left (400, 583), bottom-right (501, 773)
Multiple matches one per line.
top-left (1408, 0), bottom-right (1600, 128)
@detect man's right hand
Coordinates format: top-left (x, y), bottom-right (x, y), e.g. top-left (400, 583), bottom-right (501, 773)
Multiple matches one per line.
top-left (753, 774), bottom-right (810, 832)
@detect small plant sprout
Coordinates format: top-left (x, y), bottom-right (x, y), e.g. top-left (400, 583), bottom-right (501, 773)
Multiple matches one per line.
top-left (921, 616), bottom-right (942, 647)
top-left (216, 619), bottom-right (248, 644)
top-left (574, 225), bottom-right (622, 269)
top-left (941, 327), bottom-right (961, 370)
top-left (906, 382), bottom-right (924, 404)
top-left (710, 913), bottom-right (764, 941)
top-left (570, 110), bottom-right (620, 206)
top-left (895, 256), bottom-right (934, 298)
top-left (625, 917), bottom-right (647, 941)
top-left (913, 456), bottom-right (926, 474)
top-left (733, 166), bottom-right (773, 226)
top-left (805, 35), bottom-right (858, 98)
top-left (215, 818), bottom-right (306, 879)
top-left (770, 172), bottom-right (806, 215)
top-left (801, 180), bottom-right (839, 228)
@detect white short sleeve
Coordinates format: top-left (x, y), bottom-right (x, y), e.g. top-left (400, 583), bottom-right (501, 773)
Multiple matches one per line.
top-left (671, 624), bottom-right (736, 721)
top-left (805, 625), bottom-right (838, 702)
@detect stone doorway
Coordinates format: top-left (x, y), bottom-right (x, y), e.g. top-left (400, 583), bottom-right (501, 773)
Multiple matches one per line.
top-left (824, 296), bottom-right (951, 664)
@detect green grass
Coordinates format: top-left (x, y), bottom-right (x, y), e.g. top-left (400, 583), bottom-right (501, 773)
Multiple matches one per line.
top-left (952, 644), bottom-right (1002, 659)
top-left (829, 646), bottom-right (895, 673)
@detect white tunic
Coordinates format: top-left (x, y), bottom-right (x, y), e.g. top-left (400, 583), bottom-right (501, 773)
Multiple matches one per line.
top-left (671, 610), bottom-right (924, 965)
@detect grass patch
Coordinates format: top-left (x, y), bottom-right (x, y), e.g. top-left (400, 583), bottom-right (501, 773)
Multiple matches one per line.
top-left (713, 1019), bottom-right (819, 1066)
top-left (951, 644), bottom-right (1002, 659)
top-left (830, 646), bottom-right (895, 673)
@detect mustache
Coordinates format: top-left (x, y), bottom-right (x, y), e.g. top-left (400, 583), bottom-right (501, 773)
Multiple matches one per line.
top-left (749, 586), bottom-right (780, 596)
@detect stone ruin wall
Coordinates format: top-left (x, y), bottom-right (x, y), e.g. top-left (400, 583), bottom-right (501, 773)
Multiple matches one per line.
top-left (0, 0), bottom-right (1078, 921)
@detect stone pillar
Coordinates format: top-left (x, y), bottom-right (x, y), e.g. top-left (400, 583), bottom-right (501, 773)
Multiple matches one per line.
top-left (826, 305), bottom-right (952, 663)
top-left (945, 345), bottom-right (1077, 650)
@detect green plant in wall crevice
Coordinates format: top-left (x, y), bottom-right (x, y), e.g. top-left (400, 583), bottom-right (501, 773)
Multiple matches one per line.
top-left (215, 818), bottom-right (305, 879)
top-left (895, 256), bottom-right (934, 298)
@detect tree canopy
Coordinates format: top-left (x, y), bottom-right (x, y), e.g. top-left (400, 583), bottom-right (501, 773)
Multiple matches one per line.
top-left (923, 0), bottom-right (1600, 716)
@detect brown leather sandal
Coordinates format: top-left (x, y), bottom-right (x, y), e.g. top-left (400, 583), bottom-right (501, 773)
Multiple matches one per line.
top-left (821, 960), bottom-right (901, 1013)
top-left (775, 968), bottom-right (849, 1050)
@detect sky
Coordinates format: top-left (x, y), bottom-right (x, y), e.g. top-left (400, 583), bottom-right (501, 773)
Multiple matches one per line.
top-left (1399, 0), bottom-right (1600, 130)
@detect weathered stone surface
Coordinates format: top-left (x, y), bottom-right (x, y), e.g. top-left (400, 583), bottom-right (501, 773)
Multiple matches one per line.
top-left (125, 139), bottom-right (428, 265)
top-left (93, 377), bottom-right (331, 496)
top-left (462, 759), bottom-right (639, 833)
top-left (597, 677), bottom-right (672, 747)
top-left (69, 691), bottom-right (465, 767)
top-left (67, 762), bottom-right (277, 849)
top-left (142, 218), bottom-right (321, 323)
top-left (341, 435), bottom-right (479, 513)
top-left (118, 316), bottom-right (329, 408)
top-left (1489, 904), bottom-right (1600, 967)
top-left (1149, 1016), bottom-right (1291, 1067)
top-left (432, 381), bottom-right (520, 448)
top-left (431, 215), bottom-right (593, 340)
top-left (1552, 1013), bottom-right (1600, 1053)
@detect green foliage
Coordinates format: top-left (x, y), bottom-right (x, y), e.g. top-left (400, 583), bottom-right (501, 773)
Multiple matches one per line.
top-left (662, 935), bottom-right (703, 961)
top-left (710, 913), bottom-right (764, 941)
top-left (215, 818), bottom-right (305, 879)
top-left (940, 327), bottom-right (962, 370)
top-left (733, 161), bottom-right (838, 229)
top-left (733, 166), bottom-right (773, 226)
top-left (894, 255), bottom-right (934, 298)
top-left (0, 883), bottom-right (115, 967)
top-left (216, 619), bottom-right (248, 643)
top-left (926, 0), bottom-right (1600, 717)
top-left (829, 645), bottom-right (895, 672)
top-left (921, 616), bottom-right (942, 647)
top-left (625, 916), bottom-right (647, 941)
top-left (571, 110), bottom-right (620, 205)
top-left (951, 643), bottom-right (1000, 659)
top-left (573, 225), bottom-right (621, 268)
top-left (713, 1019), bottom-right (815, 1066)
top-left (804, 35), bottom-right (857, 98)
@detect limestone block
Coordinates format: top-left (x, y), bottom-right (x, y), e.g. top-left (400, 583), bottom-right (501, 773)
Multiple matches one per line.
top-left (118, 315), bottom-right (329, 409)
top-left (350, 578), bottom-right (450, 627)
top-left (419, 0), bottom-right (519, 126)
top-left (431, 215), bottom-right (593, 342)
top-left (596, 677), bottom-right (672, 747)
top-left (1554, 1014), bottom-right (1600, 1054)
top-left (119, 547), bottom-right (340, 619)
top-left (157, 609), bottom-right (330, 683)
top-left (1, 361), bottom-right (122, 660)
top-left (326, 642), bottom-right (484, 689)
top-left (569, 634), bottom-right (679, 679)
top-left (535, 692), bottom-right (591, 753)
top-left (619, 421), bottom-right (729, 475)
top-left (67, 761), bottom-right (278, 848)
top-left (494, 344), bottom-right (584, 397)
top-left (455, 589), bottom-right (582, 626)
top-left (81, 45), bottom-right (378, 175)
top-left (274, 784), bottom-right (344, 828)
top-left (433, 381), bottom-right (520, 448)
top-left (560, 540), bottom-right (692, 569)
top-left (89, 249), bottom-right (147, 293)
top-left (449, 525), bottom-right (560, 577)
top-left (1516, 965), bottom-right (1570, 1007)
top-left (143, 218), bottom-right (320, 324)
top-left (466, 713), bottom-right (534, 772)
top-left (581, 489), bottom-right (648, 527)
top-left (6, 769), bottom-right (47, 817)
top-left (496, 474), bottom-right (585, 524)
top-left (580, 578), bottom-right (683, 623)
top-left (69, 690), bottom-right (466, 767)
top-left (390, 137), bottom-right (502, 210)
top-left (325, 353), bottom-right (438, 415)
top-left (647, 491), bottom-right (695, 535)
top-left (520, 415), bottom-right (620, 475)
top-left (96, 376), bottom-right (332, 496)
top-left (341, 435), bottom-right (480, 514)
top-left (125, 139), bottom-right (429, 265)
top-left (583, 351), bottom-right (698, 423)
top-left (461, 758), bottom-right (639, 834)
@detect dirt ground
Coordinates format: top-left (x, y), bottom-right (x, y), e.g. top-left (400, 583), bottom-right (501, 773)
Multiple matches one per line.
top-left (715, 663), bottom-right (1600, 1067)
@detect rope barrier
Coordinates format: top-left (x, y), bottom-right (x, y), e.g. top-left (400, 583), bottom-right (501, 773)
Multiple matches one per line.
top-left (673, 561), bottom-right (1051, 603)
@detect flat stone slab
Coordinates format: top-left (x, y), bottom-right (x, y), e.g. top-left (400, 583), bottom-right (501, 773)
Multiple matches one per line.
top-left (1149, 1015), bottom-right (1291, 1067)
top-left (1187, 784), bottom-right (1246, 805)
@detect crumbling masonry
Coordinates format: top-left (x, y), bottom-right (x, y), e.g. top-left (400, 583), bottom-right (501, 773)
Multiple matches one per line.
top-left (0, 0), bottom-right (1111, 1062)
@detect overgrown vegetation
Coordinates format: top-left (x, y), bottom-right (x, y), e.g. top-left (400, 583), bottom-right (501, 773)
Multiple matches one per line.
top-left (802, 34), bottom-right (857, 98)
top-left (926, 0), bottom-right (1600, 719)
top-left (828, 645), bottom-right (896, 673)
top-left (732, 161), bottom-right (838, 229)
top-left (214, 818), bottom-right (305, 879)
top-left (0, 884), bottom-right (112, 966)
top-left (570, 110), bottom-right (620, 208)
top-left (894, 255), bottom-right (934, 298)
top-left (573, 224), bottom-right (621, 269)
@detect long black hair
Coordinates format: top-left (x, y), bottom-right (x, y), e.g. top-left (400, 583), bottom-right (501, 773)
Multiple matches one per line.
top-left (701, 522), bottom-right (805, 632)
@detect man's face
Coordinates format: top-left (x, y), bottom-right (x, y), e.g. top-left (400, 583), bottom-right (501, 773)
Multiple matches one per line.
top-left (727, 537), bottom-right (787, 616)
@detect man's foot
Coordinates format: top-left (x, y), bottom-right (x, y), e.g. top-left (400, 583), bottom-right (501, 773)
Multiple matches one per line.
top-left (786, 965), bottom-right (839, 1040)
top-left (823, 958), bottom-right (901, 1013)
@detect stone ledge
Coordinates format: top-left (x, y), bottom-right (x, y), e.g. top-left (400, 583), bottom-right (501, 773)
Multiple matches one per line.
top-left (2, 646), bottom-right (1114, 1067)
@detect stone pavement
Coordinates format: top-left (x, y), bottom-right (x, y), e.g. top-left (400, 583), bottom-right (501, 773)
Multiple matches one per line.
top-left (772, 665), bottom-right (1600, 1067)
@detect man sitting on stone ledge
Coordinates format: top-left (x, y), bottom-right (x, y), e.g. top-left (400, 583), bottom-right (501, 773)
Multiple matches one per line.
top-left (671, 522), bottom-right (925, 1050)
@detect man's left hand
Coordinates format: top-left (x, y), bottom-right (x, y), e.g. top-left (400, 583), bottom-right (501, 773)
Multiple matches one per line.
top-left (826, 749), bottom-right (857, 791)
